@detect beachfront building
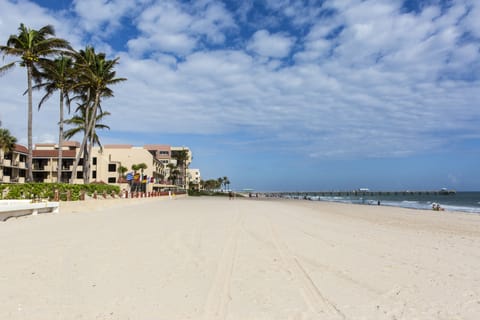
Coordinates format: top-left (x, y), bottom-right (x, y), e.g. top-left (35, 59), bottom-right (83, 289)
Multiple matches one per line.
top-left (1, 142), bottom-right (193, 191)
top-left (91, 144), bottom-right (165, 190)
top-left (0, 144), bottom-right (27, 183)
top-left (32, 142), bottom-right (80, 183)
top-left (187, 168), bottom-right (201, 190)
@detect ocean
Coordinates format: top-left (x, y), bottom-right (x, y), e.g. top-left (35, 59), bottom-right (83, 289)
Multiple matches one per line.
top-left (275, 191), bottom-right (480, 214)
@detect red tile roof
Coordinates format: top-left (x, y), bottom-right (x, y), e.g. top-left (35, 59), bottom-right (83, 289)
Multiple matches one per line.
top-left (33, 150), bottom-right (76, 158)
top-left (13, 144), bottom-right (28, 153)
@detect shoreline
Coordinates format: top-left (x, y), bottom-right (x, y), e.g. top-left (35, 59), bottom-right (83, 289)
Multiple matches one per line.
top-left (1, 196), bottom-right (479, 319)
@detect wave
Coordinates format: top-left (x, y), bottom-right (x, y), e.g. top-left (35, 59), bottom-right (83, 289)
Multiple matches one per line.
top-left (301, 194), bottom-right (480, 214)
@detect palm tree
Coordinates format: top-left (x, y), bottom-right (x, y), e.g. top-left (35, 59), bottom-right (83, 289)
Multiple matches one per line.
top-left (224, 177), bottom-right (230, 191)
top-left (137, 163), bottom-right (147, 177)
top-left (137, 163), bottom-right (148, 192)
top-left (167, 163), bottom-right (179, 185)
top-left (171, 149), bottom-right (189, 189)
top-left (33, 55), bottom-right (75, 182)
top-left (69, 46), bottom-right (126, 183)
top-left (117, 165), bottom-right (128, 182)
top-left (0, 23), bottom-right (71, 182)
top-left (64, 105), bottom-right (111, 183)
top-left (0, 128), bottom-right (17, 155)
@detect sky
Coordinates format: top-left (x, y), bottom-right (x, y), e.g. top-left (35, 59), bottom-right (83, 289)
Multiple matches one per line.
top-left (0, 0), bottom-right (479, 191)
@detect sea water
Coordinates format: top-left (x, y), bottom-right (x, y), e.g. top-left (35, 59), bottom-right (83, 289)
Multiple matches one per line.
top-left (281, 192), bottom-right (480, 214)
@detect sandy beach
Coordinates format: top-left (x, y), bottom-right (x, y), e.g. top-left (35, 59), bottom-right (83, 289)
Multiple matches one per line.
top-left (1, 196), bottom-right (479, 319)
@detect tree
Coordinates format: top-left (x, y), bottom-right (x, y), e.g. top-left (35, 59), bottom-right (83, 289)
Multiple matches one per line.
top-left (167, 163), bottom-right (180, 185)
top-left (64, 105), bottom-right (110, 183)
top-left (69, 46), bottom-right (126, 183)
top-left (34, 55), bottom-right (75, 182)
top-left (0, 23), bottom-right (71, 182)
top-left (0, 128), bottom-right (17, 155)
top-left (137, 163), bottom-right (147, 176)
top-left (224, 177), bottom-right (230, 191)
top-left (137, 163), bottom-right (148, 192)
top-left (171, 149), bottom-right (189, 190)
top-left (117, 165), bottom-right (128, 182)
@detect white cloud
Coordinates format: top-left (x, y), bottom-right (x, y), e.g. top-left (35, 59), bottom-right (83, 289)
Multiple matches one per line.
top-left (247, 30), bottom-right (295, 58)
top-left (1, 0), bottom-right (480, 161)
top-left (127, 0), bottom-right (235, 57)
top-left (72, 0), bottom-right (141, 33)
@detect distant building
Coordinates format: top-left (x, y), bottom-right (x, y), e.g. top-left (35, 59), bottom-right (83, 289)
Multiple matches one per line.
top-left (187, 168), bottom-right (201, 190)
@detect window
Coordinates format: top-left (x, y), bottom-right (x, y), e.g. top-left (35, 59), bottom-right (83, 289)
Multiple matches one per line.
top-left (108, 164), bottom-right (116, 172)
top-left (76, 172), bottom-right (83, 179)
top-left (108, 177), bottom-right (116, 183)
top-left (92, 157), bottom-right (97, 165)
top-left (92, 171), bottom-right (96, 179)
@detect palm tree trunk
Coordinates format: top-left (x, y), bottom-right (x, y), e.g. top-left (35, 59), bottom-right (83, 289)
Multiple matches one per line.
top-left (57, 92), bottom-right (64, 183)
top-left (83, 142), bottom-right (89, 184)
top-left (26, 65), bottom-right (33, 182)
top-left (85, 109), bottom-right (97, 184)
top-left (70, 91), bottom-right (99, 183)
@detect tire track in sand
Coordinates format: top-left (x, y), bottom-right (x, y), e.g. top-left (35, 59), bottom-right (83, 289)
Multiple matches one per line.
top-left (203, 211), bottom-right (243, 320)
top-left (269, 219), bottom-right (346, 319)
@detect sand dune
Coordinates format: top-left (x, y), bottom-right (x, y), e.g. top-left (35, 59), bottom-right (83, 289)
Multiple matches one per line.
top-left (1, 197), bottom-right (479, 319)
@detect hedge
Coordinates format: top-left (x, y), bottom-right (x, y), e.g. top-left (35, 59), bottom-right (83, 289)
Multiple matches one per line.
top-left (0, 183), bottom-right (120, 201)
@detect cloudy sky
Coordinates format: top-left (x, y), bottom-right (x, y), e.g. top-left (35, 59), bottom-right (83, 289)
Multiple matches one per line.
top-left (1, 0), bottom-right (479, 191)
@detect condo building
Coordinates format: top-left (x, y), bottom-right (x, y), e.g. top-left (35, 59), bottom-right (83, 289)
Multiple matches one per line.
top-left (0, 144), bottom-right (27, 183)
top-left (1, 142), bottom-right (200, 191)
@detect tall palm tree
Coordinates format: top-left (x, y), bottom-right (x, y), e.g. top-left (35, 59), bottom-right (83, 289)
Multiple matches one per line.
top-left (69, 46), bottom-right (126, 183)
top-left (64, 105), bottom-right (110, 183)
top-left (172, 149), bottom-right (189, 189)
top-left (167, 163), bottom-right (180, 185)
top-left (33, 55), bottom-right (75, 182)
top-left (224, 177), bottom-right (230, 191)
top-left (0, 23), bottom-right (71, 182)
top-left (0, 128), bottom-right (17, 155)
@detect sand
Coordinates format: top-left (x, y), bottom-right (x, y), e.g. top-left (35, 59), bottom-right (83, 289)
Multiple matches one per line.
top-left (1, 196), bottom-right (479, 319)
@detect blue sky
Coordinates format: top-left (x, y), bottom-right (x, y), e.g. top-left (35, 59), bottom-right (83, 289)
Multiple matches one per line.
top-left (1, 0), bottom-right (479, 191)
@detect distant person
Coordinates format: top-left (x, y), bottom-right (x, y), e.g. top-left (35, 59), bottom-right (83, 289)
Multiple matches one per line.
top-left (229, 191), bottom-right (233, 200)
top-left (377, 200), bottom-right (381, 206)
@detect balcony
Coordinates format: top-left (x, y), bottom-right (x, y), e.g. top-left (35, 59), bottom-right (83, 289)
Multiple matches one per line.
top-left (9, 176), bottom-right (25, 183)
top-left (1, 176), bottom-right (10, 183)
top-left (2, 159), bottom-right (11, 166)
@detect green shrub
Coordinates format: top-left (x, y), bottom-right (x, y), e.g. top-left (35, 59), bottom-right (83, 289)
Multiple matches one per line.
top-left (0, 183), bottom-right (120, 201)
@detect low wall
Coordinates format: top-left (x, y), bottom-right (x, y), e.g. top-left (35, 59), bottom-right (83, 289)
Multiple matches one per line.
top-left (0, 200), bottom-right (59, 222)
